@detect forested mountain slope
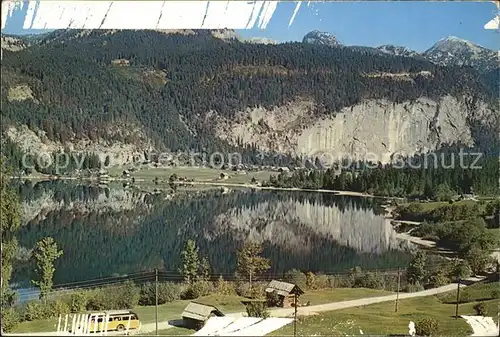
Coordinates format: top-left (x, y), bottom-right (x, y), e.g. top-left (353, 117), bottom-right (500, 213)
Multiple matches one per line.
top-left (1, 29), bottom-right (498, 168)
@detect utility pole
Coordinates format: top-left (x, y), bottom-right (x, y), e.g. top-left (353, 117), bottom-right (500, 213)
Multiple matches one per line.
top-left (395, 268), bottom-right (401, 312)
top-left (455, 278), bottom-right (461, 319)
top-left (155, 269), bottom-right (159, 336)
top-left (294, 293), bottom-right (298, 337)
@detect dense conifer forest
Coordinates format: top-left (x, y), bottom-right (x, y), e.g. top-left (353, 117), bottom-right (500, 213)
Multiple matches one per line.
top-left (1, 30), bottom-right (496, 155)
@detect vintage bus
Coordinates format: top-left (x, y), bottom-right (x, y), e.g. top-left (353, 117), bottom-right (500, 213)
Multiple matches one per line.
top-left (88, 310), bottom-right (141, 332)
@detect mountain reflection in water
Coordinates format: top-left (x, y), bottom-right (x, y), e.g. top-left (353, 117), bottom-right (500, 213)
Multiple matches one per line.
top-left (13, 181), bottom-right (411, 285)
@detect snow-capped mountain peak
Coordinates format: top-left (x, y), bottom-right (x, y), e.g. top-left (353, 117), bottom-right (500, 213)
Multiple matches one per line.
top-left (423, 35), bottom-right (497, 71)
top-left (302, 30), bottom-right (341, 47)
top-left (376, 45), bottom-right (419, 58)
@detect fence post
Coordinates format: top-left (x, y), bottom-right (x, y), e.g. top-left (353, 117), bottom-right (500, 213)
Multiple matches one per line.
top-left (71, 314), bottom-right (77, 335)
top-left (63, 314), bottom-right (68, 334)
top-left (57, 314), bottom-right (62, 335)
top-left (395, 268), bottom-right (401, 312)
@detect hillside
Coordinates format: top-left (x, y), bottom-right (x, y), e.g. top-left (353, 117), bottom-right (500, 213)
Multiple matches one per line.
top-left (1, 29), bottom-right (498, 170)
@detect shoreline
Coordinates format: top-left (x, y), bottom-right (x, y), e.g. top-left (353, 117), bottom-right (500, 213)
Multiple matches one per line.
top-left (12, 175), bottom-right (379, 198)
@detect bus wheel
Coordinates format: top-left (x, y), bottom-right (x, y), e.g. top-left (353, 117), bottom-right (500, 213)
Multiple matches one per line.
top-left (116, 324), bottom-right (125, 331)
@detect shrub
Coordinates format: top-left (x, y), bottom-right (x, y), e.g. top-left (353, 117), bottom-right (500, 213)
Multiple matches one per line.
top-left (354, 272), bottom-right (385, 290)
top-left (245, 301), bottom-right (270, 318)
top-left (214, 276), bottom-right (236, 296)
top-left (415, 317), bottom-right (439, 336)
top-left (1, 308), bottom-right (21, 332)
top-left (86, 290), bottom-right (109, 311)
top-left (115, 281), bottom-right (140, 308)
top-left (249, 283), bottom-right (266, 299)
top-left (235, 282), bottom-right (252, 297)
top-left (139, 282), bottom-right (181, 306)
top-left (450, 260), bottom-right (472, 279)
top-left (490, 289), bottom-right (500, 299)
top-left (314, 274), bottom-right (331, 289)
top-left (284, 269), bottom-right (307, 290)
top-left (428, 271), bottom-right (451, 288)
top-left (305, 272), bottom-right (317, 290)
top-left (67, 292), bottom-right (88, 313)
top-left (24, 300), bottom-right (58, 321)
top-left (473, 302), bottom-right (488, 316)
top-left (336, 276), bottom-right (353, 288)
top-left (49, 300), bottom-right (70, 316)
top-left (404, 282), bottom-right (424, 293)
top-left (235, 282), bottom-right (265, 298)
top-left (181, 281), bottom-right (213, 300)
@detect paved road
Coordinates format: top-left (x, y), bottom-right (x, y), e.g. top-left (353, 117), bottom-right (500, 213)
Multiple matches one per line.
top-left (5, 279), bottom-right (482, 336)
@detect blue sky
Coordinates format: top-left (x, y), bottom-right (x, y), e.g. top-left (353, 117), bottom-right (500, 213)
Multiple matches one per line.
top-left (2, 1), bottom-right (498, 52)
top-left (238, 1), bottom-right (498, 51)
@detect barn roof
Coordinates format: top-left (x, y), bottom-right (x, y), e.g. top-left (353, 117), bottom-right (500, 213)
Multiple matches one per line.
top-left (265, 280), bottom-right (304, 297)
top-left (181, 302), bottom-right (225, 321)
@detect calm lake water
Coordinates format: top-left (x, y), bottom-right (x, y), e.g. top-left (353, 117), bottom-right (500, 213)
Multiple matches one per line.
top-left (12, 180), bottom-right (412, 287)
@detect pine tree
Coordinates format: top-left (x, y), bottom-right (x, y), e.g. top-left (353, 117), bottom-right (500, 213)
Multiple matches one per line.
top-left (179, 240), bottom-right (199, 284)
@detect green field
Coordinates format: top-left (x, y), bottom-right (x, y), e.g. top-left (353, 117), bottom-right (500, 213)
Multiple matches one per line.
top-left (108, 165), bottom-right (274, 185)
top-left (402, 199), bottom-right (481, 212)
top-left (271, 281), bottom-right (499, 337)
top-left (11, 288), bottom-right (391, 333)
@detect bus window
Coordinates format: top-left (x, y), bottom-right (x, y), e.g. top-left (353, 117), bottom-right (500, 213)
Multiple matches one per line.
top-left (132, 315), bottom-right (139, 320)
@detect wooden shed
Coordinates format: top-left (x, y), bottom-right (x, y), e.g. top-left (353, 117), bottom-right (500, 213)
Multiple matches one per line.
top-left (181, 302), bottom-right (225, 330)
top-left (265, 280), bottom-right (304, 308)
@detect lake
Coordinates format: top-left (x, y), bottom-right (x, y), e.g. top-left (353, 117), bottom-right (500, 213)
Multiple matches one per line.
top-left (12, 180), bottom-right (412, 288)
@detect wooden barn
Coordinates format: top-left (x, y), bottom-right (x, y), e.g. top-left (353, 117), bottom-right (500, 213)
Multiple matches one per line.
top-left (265, 280), bottom-right (304, 308)
top-left (181, 302), bottom-right (225, 330)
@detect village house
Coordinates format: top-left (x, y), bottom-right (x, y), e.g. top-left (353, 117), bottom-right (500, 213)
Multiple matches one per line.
top-left (265, 280), bottom-right (304, 308)
top-left (181, 302), bottom-right (225, 330)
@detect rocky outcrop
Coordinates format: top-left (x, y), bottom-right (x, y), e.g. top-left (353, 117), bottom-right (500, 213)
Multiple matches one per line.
top-left (6, 124), bottom-right (157, 166)
top-left (213, 95), bottom-right (494, 164)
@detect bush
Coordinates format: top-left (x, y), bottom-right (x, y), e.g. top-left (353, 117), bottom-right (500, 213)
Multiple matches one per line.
top-left (139, 282), bottom-right (181, 306)
top-left (490, 289), bottom-right (500, 299)
top-left (314, 274), bottom-right (332, 289)
top-left (450, 260), bottom-right (472, 279)
top-left (354, 272), bottom-right (385, 290)
top-left (305, 272), bottom-right (317, 290)
top-left (404, 282), bottom-right (424, 293)
top-left (428, 271), bottom-right (451, 288)
top-left (473, 302), bottom-right (488, 316)
top-left (24, 301), bottom-right (48, 321)
top-left (214, 276), bottom-right (236, 296)
top-left (86, 290), bottom-right (109, 311)
top-left (284, 269), bottom-right (307, 290)
top-left (245, 301), bottom-right (270, 318)
top-left (181, 281), bottom-right (213, 300)
top-left (235, 282), bottom-right (265, 298)
top-left (415, 317), bottom-right (439, 336)
top-left (1, 308), bottom-right (21, 332)
top-left (115, 281), bottom-right (140, 308)
top-left (49, 300), bottom-right (70, 316)
top-left (67, 292), bottom-right (88, 313)
top-left (235, 282), bottom-right (252, 297)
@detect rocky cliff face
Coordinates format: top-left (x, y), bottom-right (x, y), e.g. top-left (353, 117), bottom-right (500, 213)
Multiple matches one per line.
top-left (6, 124), bottom-right (156, 166)
top-left (213, 95), bottom-right (494, 163)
